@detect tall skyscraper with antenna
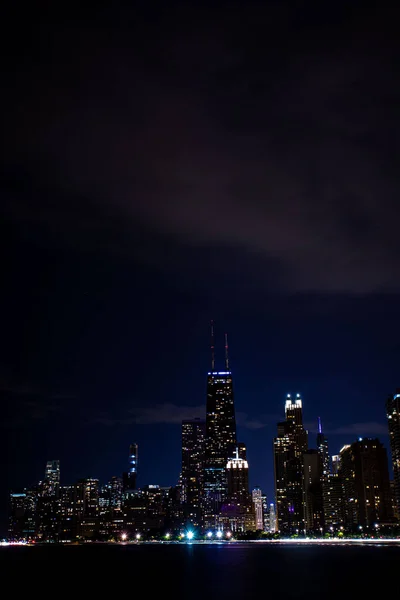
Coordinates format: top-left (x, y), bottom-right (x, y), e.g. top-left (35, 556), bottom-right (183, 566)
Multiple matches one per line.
top-left (203, 322), bottom-right (237, 528)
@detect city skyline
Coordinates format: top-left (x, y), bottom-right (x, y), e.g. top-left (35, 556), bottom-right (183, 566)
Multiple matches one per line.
top-left (3, 334), bottom-right (398, 535)
top-left (6, 334), bottom-right (399, 538)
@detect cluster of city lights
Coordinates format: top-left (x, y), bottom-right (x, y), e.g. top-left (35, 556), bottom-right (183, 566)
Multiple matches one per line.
top-left (119, 530), bottom-right (233, 542)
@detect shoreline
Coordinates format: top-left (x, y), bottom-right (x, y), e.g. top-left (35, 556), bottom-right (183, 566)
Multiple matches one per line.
top-left (2, 538), bottom-right (400, 547)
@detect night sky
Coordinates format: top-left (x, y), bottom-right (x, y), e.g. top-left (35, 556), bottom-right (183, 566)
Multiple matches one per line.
top-left (1, 2), bottom-right (399, 533)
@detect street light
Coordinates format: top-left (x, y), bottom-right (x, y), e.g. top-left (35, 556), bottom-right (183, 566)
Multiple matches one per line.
top-left (216, 530), bottom-right (223, 539)
top-left (207, 531), bottom-right (213, 538)
top-left (136, 533), bottom-right (141, 540)
top-left (121, 533), bottom-right (127, 541)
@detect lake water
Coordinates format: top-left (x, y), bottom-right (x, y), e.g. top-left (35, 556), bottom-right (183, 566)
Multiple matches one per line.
top-left (2, 542), bottom-right (399, 598)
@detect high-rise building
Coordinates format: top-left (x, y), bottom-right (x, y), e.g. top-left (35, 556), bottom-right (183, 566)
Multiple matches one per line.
top-left (331, 455), bottom-right (340, 475)
top-left (252, 487), bottom-right (264, 530)
top-left (269, 503), bottom-right (277, 533)
top-left (322, 474), bottom-right (345, 530)
top-left (226, 447), bottom-right (250, 506)
top-left (123, 443), bottom-right (138, 491)
top-left (339, 438), bottom-right (393, 528)
top-left (273, 393), bottom-right (308, 534)
top-left (59, 484), bottom-right (76, 540)
top-left (44, 460), bottom-right (60, 495)
top-left (181, 418), bottom-right (205, 527)
top-left (317, 418), bottom-right (330, 478)
top-left (386, 390), bottom-right (400, 518)
top-left (389, 480), bottom-right (399, 521)
top-left (261, 495), bottom-right (269, 531)
top-left (203, 326), bottom-right (237, 528)
top-left (218, 446), bottom-right (253, 532)
top-left (8, 490), bottom-right (36, 540)
top-left (303, 450), bottom-right (324, 532)
top-left (75, 478), bottom-right (99, 538)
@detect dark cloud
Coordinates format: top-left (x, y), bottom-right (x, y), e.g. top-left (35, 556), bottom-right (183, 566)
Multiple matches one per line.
top-left (1, 4), bottom-right (399, 294)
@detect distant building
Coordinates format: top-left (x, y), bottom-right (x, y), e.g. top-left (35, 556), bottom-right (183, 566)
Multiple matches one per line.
top-left (252, 487), bottom-right (264, 530)
top-left (44, 460), bottom-right (60, 495)
top-left (181, 418), bottom-right (205, 527)
top-left (58, 484), bottom-right (76, 540)
top-left (226, 447), bottom-right (250, 506)
top-left (274, 393), bottom-right (308, 534)
top-left (123, 443), bottom-right (138, 491)
top-left (331, 455), bottom-right (340, 475)
top-left (269, 503), bottom-right (277, 533)
top-left (8, 491), bottom-right (36, 540)
top-left (303, 450), bottom-right (324, 533)
top-left (262, 495), bottom-right (269, 531)
top-left (218, 447), bottom-right (253, 532)
top-left (386, 390), bottom-right (400, 518)
top-left (339, 438), bottom-right (393, 528)
top-left (76, 478), bottom-right (99, 538)
top-left (317, 419), bottom-right (330, 478)
top-left (389, 480), bottom-right (399, 520)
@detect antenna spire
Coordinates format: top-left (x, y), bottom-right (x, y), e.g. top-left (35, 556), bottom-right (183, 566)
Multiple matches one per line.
top-left (211, 320), bottom-right (215, 371)
top-left (225, 332), bottom-right (229, 370)
top-left (318, 416), bottom-right (322, 434)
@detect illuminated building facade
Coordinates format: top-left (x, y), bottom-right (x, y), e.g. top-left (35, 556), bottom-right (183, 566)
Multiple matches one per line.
top-left (317, 418), bottom-right (330, 478)
top-left (322, 474), bottom-right (345, 529)
top-left (45, 460), bottom-right (60, 495)
top-left (274, 394), bottom-right (308, 534)
top-left (252, 487), bottom-right (264, 530)
top-left (181, 418), bottom-right (205, 527)
top-left (203, 330), bottom-right (237, 528)
top-left (386, 390), bottom-right (400, 518)
top-left (226, 447), bottom-right (250, 506)
top-left (339, 438), bottom-right (393, 528)
top-left (8, 491), bottom-right (36, 540)
top-left (269, 503), bottom-right (277, 533)
top-left (76, 478), bottom-right (99, 538)
top-left (331, 455), bottom-right (340, 475)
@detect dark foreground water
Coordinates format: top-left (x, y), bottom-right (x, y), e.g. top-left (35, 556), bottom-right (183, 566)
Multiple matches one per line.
top-left (2, 543), bottom-right (399, 598)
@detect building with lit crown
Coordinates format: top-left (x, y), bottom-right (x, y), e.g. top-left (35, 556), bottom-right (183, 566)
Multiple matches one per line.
top-left (274, 393), bottom-right (308, 534)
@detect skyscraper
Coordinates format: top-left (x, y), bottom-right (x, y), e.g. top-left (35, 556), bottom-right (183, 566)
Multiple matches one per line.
top-left (322, 474), bottom-right (345, 530)
top-left (269, 503), bottom-right (277, 533)
top-left (203, 326), bottom-right (237, 528)
top-left (273, 393), bottom-right (308, 534)
top-left (44, 460), bottom-right (60, 495)
top-left (252, 487), bottom-right (264, 530)
top-left (127, 444), bottom-right (138, 490)
top-left (331, 455), bottom-right (340, 475)
top-left (226, 447), bottom-right (250, 506)
top-left (317, 418), bottom-right (330, 478)
top-left (386, 390), bottom-right (400, 518)
top-left (181, 418), bottom-right (205, 527)
top-left (303, 450), bottom-right (324, 532)
top-left (339, 438), bottom-right (393, 528)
